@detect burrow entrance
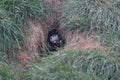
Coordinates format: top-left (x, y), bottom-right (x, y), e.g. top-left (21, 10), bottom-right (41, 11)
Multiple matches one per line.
top-left (46, 28), bottom-right (65, 51)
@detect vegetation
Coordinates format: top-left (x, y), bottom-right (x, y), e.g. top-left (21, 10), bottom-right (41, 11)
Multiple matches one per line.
top-left (0, 0), bottom-right (120, 80)
top-left (0, 0), bottom-right (50, 79)
top-left (26, 50), bottom-right (120, 80)
top-left (60, 0), bottom-right (120, 32)
top-left (0, 62), bottom-right (18, 80)
top-left (0, 0), bottom-right (50, 58)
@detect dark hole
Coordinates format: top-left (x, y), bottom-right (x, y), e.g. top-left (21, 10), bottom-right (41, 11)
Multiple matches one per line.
top-left (46, 28), bottom-right (65, 51)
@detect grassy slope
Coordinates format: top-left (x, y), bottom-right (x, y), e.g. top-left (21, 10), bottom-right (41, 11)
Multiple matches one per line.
top-left (26, 50), bottom-right (120, 80)
top-left (26, 0), bottom-right (120, 80)
top-left (0, 0), bottom-right (50, 57)
top-left (0, 0), bottom-right (120, 80)
top-left (0, 0), bottom-right (50, 79)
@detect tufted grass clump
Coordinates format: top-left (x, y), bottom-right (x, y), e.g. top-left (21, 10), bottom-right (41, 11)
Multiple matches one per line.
top-left (0, 0), bottom-right (50, 58)
top-left (26, 50), bottom-right (120, 80)
top-left (59, 0), bottom-right (120, 58)
top-left (60, 0), bottom-right (120, 33)
top-left (0, 0), bottom-right (50, 24)
top-left (0, 62), bottom-right (20, 80)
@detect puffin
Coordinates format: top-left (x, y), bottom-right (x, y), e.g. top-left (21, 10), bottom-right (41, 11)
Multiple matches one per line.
top-left (47, 29), bottom-right (65, 51)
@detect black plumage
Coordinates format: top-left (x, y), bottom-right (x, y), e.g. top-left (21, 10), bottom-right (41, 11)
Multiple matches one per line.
top-left (47, 29), bottom-right (65, 51)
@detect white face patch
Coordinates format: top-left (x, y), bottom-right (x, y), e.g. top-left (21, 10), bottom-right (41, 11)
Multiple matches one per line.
top-left (50, 35), bottom-right (58, 43)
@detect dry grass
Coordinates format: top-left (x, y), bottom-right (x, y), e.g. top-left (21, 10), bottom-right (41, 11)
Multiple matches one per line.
top-left (15, 0), bottom-right (106, 67)
top-left (16, 20), bottom-right (49, 67)
top-left (26, 21), bottom-right (46, 53)
top-left (64, 30), bottom-right (105, 52)
top-left (15, 0), bottom-right (65, 66)
top-left (16, 51), bottom-right (32, 68)
top-left (16, 25), bottom-right (105, 67)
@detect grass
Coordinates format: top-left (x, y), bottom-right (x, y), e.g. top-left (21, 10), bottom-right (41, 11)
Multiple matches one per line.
top-left (26, 50), bottom-right (120, 80)
top-left (0, 0), bottom-right (120, 80)
top-left (0, 50), bottom-right (119, 80)
top-left (1, 0), bottom-right (50, 24)
top-left (0, 62), bottom-right (18, 80)
top-left (60, 0), bottom-right (120, 33)
top-left (0, 0), bottom-right (51, 58)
